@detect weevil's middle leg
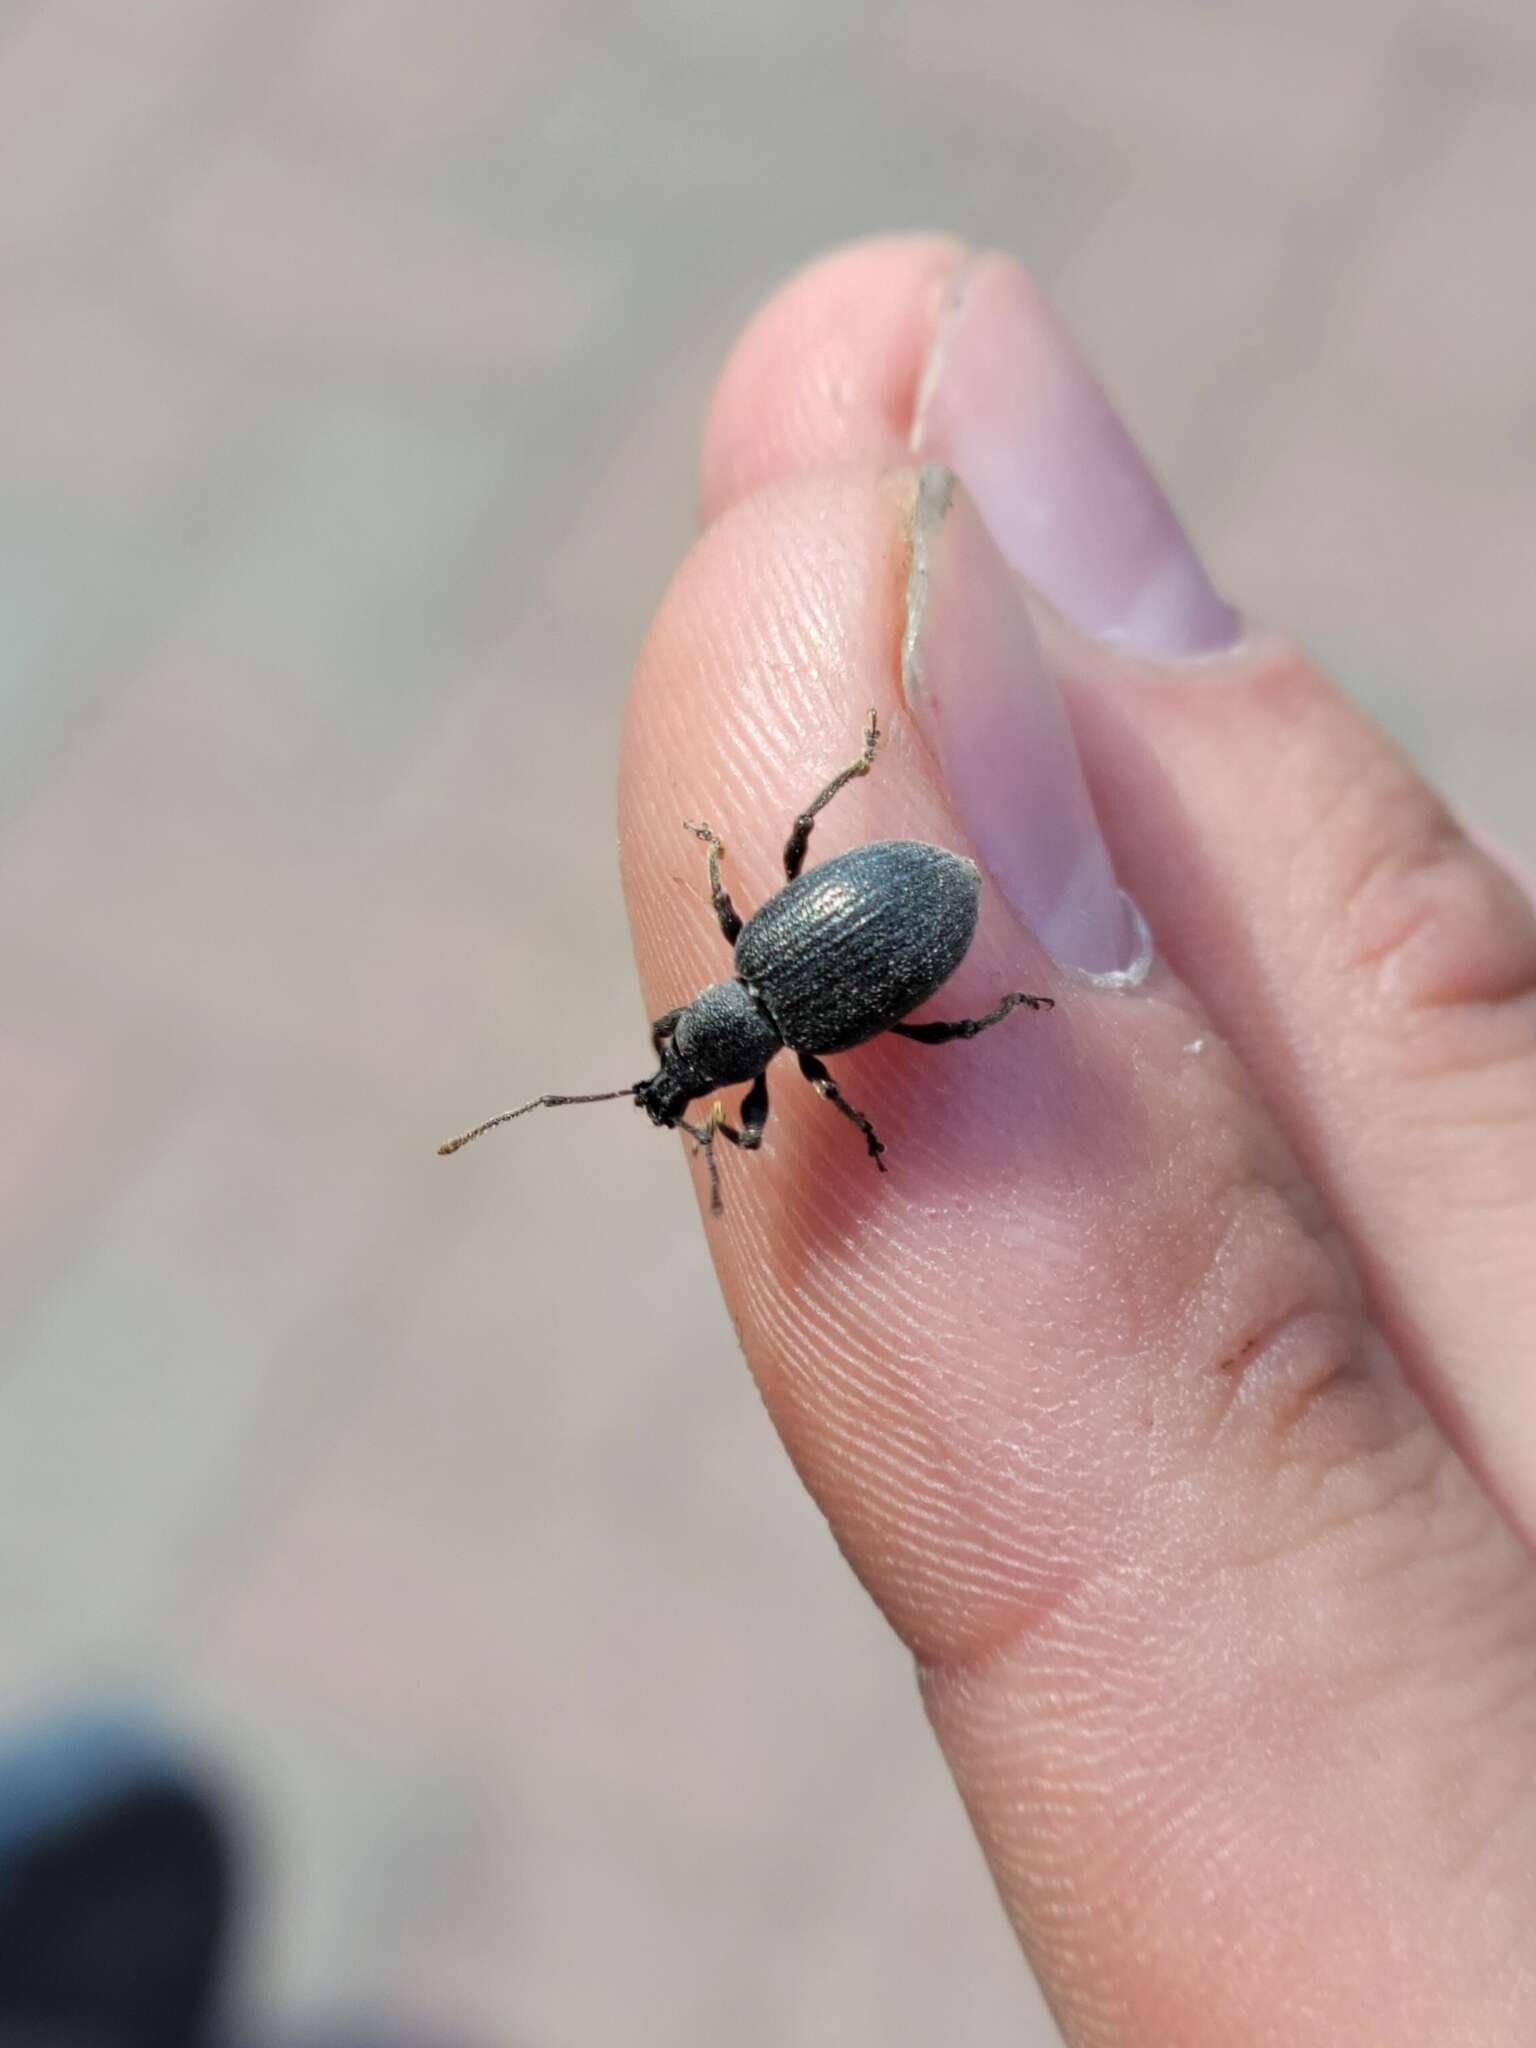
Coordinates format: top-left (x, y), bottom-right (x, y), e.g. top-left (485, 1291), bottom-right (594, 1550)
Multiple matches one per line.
top-left (797, 1052), bottom-right (887, 1171)
top-left (783, 708), bottom-right (880, 882)
top-left (683, 820), bottom-right (742, 944)
top-left (889, 991), bottom-right (1054, 1044)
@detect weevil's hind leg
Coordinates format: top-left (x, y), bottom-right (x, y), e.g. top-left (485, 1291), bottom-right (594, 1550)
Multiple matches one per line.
top-left (783, 709), bottom-right (880, 882)
top-left (889, 990), bottom-right (1054, 1045)
top-left (797, 1052), bottom-right (887, 1172)
top-left (683, 821), bottom-right (742, 944)
top-left (651, 1007), bottom-right (685, 1060)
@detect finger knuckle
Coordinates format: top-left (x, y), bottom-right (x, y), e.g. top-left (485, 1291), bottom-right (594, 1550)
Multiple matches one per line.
top-left (1304, 744), bottom-right (1536, 1099)
top-left (1229, 655), bottom-right (1536, 1070)
top-left (1175, 1169), bottom-right (1387, 1477)
top-left (1342, 801), bottom-right (1536, 1024)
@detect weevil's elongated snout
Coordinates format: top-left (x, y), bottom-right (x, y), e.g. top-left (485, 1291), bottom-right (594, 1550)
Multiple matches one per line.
top-left (437, 1085), bottom-right (643, 1155)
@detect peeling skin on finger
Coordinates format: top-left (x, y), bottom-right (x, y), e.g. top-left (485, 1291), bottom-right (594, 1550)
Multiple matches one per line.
top-left (898, 461), bottom-right (955, 713)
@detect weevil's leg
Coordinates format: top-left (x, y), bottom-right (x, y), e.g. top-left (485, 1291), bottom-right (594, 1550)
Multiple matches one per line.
top-left (681, 1073), bottom-right (771, 1153)
top-left (680, 1112), bottom-right (725, 1216)
top-left (651, 1007), bottom-right (685, 1059)
top-left (683, 820), bottom-right (742, 944)
top-left (797, 1052), bottom-right (887, 1172)
top-left (724, 1071), bottom-right (770, 1150)
top-left (680, 1102), bottom-right (728, 1216)
top-left (889, 991), bottom-right (1054, 1044)
top-left (680, 1076), bottom-right (771, 1216)
top-left (782, 708), bottom-right (880, 881)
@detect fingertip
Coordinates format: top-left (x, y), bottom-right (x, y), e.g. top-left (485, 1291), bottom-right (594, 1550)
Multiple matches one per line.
top-left (698, 234), bottom-right (968, 524)
top-left (702, 236), bottom-right (1240, 659)
top-left (620, 468), bottom-right (929, 1043)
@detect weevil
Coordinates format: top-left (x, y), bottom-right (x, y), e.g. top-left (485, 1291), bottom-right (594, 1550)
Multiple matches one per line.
top-left (438, 711), bottom-right (1053, 1212)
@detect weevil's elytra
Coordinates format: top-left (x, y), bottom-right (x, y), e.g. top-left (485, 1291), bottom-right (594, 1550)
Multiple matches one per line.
top-left (736, 840), bottom-right (981, 1055)
top-left (439, 711), bottom-right (1054, 1213)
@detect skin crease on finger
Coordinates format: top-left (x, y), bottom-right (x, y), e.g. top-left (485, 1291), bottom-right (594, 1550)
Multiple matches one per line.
top-left (701, 235), bottom-right (1536, 1561)
top-left (618, 467), bottom-right (1536, 2045)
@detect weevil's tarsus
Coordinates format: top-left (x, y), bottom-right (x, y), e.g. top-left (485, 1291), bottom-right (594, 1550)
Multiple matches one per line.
top-left (437, 1086), bottom-right (639, 1156)
top-left (681, 1102), bottom-right (727, 1217)
top-left (890, 989), bottom-right (1053, 1044)
top-left (782, 707), bottom-right (880, 882)
top-left (684, 819), bottom-right (743, 944)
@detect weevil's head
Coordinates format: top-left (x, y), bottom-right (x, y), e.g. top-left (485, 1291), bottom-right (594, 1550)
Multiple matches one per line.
top-left (436, 979), bottom-right (782, 1160)
top-left (634, 1069), bottom-right (690, 1129)
top-left (639, 979), bottom-right (782, 1128)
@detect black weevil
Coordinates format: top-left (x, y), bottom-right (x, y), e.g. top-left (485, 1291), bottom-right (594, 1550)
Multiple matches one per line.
top-left (438, 712), bottom-right (1053, 1212)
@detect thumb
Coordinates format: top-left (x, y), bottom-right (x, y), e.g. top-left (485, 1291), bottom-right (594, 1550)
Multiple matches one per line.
top-left (618, 464), bottom-right (1536, 2046)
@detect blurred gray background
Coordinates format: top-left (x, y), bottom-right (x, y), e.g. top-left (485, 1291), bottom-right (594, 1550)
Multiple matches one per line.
top-left (0, 1), bottom-right (1532, 2042)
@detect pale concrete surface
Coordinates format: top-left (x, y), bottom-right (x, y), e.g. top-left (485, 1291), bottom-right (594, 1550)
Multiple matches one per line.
top-left (0, 2), bottom-right (1532, 2042)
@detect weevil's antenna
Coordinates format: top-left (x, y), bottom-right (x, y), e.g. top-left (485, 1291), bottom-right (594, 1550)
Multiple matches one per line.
top-left (438, 1087), bottom-right (637, 1156)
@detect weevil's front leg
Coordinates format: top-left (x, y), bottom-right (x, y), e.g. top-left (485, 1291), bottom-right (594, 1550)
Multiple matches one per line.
top-left (651, 1007), bottom-right (685, 1059)
top-left (782, 709), bottom-right (880, 882)
top-left (680, 1109), bottom-right (726, 1216)
top-left (723, 1071), bottom-right (770, 1150)
top-left (797, 1052), bottom-right (887, 1171)
top-left (889, 991), bottom-right (1054, 1044)
top-left (681, 1072), bottom-right (771, 1153)
top-left (683, 820), bottom-right (743, 944)
top-left (681, 1074), bottom-right (770, 1217)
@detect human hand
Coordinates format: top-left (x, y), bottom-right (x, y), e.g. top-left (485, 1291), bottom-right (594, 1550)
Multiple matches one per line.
top-left (619, 238), bottom-right (1536, 2045)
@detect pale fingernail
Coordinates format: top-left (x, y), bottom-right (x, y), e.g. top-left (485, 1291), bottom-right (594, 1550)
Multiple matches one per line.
top-left (903, 466), bottom-right (1150, 979)
top-left (912, 252), bottom-right (1241, 659)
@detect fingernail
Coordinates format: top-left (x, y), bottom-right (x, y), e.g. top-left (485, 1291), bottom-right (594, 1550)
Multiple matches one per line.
top-left (912, 252), bottom-right (1241, 659)
top-left (903, 465), bottom-right (1150, 979)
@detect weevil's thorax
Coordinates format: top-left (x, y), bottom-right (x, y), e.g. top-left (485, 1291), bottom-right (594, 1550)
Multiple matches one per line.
top-left (671, 978), bottom-right (782, 1090)
top-left (640, 979), bottom-right (781, 1125)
